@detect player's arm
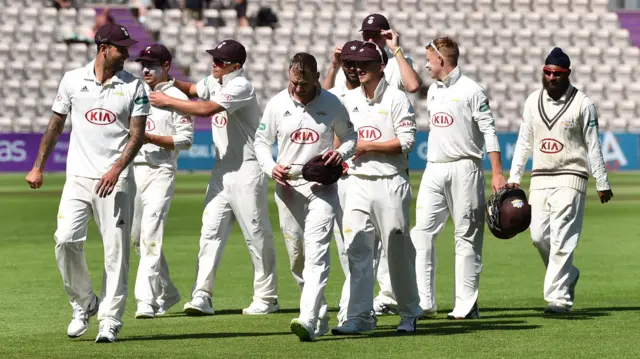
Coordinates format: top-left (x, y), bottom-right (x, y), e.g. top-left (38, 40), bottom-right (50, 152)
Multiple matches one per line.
top-left (508, 106), bottom-right (534, 188)
top-left (581, 99), bottom-right (613, 203)
top-left (359, 95), bottom-right (416, 158)
top-left (149, 93), bottom-right (225, 118)
top-left (254, 99), bottom-right (287, 184)
top-left (145, 112), bottom-right (194, 150)
top-left (331, 105), bottom-right (357, 163)
top-left (383, 30), bottom-right (422, 93)
top-left (172, 79), bottom-right (199, 98)
top-left (471, 87), bottom-right (505, 192)
top-left (322, 46), bottom-right (342, 90)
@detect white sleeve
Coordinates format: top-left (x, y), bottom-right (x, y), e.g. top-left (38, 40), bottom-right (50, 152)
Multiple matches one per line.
top-left (333, 103), bottom-right (357, 160)
top-left (51, 73), bottom-right (71, 115)
top-left (508, 105), bottom-right (534, 185)
top-left (392, 93), bottom-right (417, 153)
top-left (131, 80), bottom-right (151, 117)
top-left (581, 100), bottom-right (611, 191)
top-left (196, 76), bottom-right (212, 100)
top-left (172, 111), bottom-right (194, 151)
top-left (254, 99), bottom-right (278, 177)
top-left (212, 81), bottom-right (254, 115)
top-left (471, 87), bottom-right (500, 153)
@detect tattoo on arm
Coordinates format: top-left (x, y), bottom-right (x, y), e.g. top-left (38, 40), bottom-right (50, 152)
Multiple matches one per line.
top-left (113, 115), bottom-right (146, 171)
top-left (34, 112), bottom-right (67, 170)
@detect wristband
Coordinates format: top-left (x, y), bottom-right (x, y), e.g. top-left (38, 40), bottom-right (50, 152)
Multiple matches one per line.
top-left (393, 47), bottom-right (402, 57)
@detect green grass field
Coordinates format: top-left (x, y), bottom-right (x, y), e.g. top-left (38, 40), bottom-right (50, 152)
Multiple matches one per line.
top-left (1, 171), bottom-right (639, 359)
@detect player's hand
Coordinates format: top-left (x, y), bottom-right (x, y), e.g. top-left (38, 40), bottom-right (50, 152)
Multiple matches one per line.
top-left (95, 167), bottom-right (121, 198)
top-left (322, 150), bottom-right (343, 166)
top-left (272, 164), bottom-right (291, 187)
top-left (506, 182), bottom-right (520, 189)
top-left (381, 29), bottom-right (400, 52)
top-left (352, 142), bottom-right (370, 161)
top-left (26, 168), bottom-right (44, 189)
top-left (341, 162), bottom-right (349, 176)
top-left (597, 189), bottom-right (613, 203)
top-left (491, 173), bottom-right (507, 193)
top-left (149, 91), bottom-right (172, 108)
top-left (331, 46), bottom-right (343, 67)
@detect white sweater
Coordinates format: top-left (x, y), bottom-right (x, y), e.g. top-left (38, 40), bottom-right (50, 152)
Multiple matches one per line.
top-left (508, 85), bottom-right (611, 193)
top-left (341, 78), bottom-right (416, 177)
top-left (254, 87), bottom-right (357, 186)
top-left (425, 67), bottom-right (500, 163)
top-left (134, 80), bottom-right (194, 169)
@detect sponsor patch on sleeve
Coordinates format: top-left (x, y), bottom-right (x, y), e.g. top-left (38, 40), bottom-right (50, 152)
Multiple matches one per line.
top-left (135, 96), bottom-right (149, 105)
top-left (479, 102), bottom-right (490, 112)
top-left (588, 118), bottom-right (599, 128)
top-left (258, 122), bottom-right (266, 130)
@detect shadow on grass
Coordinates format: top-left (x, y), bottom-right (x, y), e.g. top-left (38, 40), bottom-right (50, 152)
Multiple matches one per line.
top-left (155, 307), bottom-right (303, 318)
top-left (82, 331), bottom-right (293, 342)
top-left (320, 320), bottom-right (541, 341)
top-left (470, 307), bottom-right (624, 321)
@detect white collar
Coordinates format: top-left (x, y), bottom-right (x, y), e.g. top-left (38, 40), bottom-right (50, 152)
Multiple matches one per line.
top-left (360, 77), bottom-right (388, 103)
top-left (83, 60), bottom-right (123, 85)
top-left (153, 78), bottom-right (175, 92)
top-left (218, 68), bottom-right (244, 87)
top-left (544, 84), bottom-right (575, 104)
top-left (437, 66), bottom-right (461, 88)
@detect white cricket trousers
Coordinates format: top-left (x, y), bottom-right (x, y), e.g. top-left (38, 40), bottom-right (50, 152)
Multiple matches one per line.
top-left (54, 174), bottom-right (135, 328)
top-left (132, 165), bottom-right (180, 311)
top-left (410, 159), bottom-right (485, 318)
top-left (191, 169), bottom-right (277, 304)
top-left (275, 183), bottom-right (338, 327)
top-left (529, 187), bottom-right (585, 308)
top-left (342, 173), bottom-right (423, 325)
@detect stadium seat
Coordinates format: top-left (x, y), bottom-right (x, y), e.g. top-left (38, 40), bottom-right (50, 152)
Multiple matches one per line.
top-left (0, 117), bottom-right (11, 132)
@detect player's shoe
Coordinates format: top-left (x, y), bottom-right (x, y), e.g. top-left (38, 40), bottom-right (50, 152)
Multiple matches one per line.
top-left (331, 320), bottom-right (376, 335)
top-left (156, 293), bottom-right (181, 316)
top-left (242, 300), bottom-right (279, 315)
top-left (135, 302), bottom-right (156, 319)
top-left (290, 318), bottom-right (316, 342)
top-left (447, 302), bottom-right (480, 320)
top-left (183, 295), bottom-right (214, 316)
top-left (314, 316), bottom-right (330, 337)
top-left (67, 294), bottom-right (99, 338)
top-left (544, 303), bottom-right (572, 314)
top-left (419, 307), bottom-right (438, 320)
top-left (95, 322), bottom-right (119, 343)
top-left (373, 301), bottom-right (398, 316)
top-left (397, 316), bottom-right (418, 333)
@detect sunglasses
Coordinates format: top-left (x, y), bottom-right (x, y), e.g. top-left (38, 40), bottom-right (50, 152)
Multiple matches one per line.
top-left (542, 66), bottom-right (569, 77)
top-left (342, 60), bottom-right (357, 69)
top-left (426, 40), bottom-right (445, 60)
top-left (213, 58), bottom-right (232, 67)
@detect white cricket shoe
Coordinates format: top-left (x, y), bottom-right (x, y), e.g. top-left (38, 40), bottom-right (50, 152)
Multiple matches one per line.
top-left (67, 294), bottom-right (99, 338)
top-left (373, 301), bottom-right (397, 316)
top-left (397, 316), bottom-right (418, 333)
top-left (331, 321), bottom-right (376, 335)
top-left (95, 322), bottom-right (119, 343)
top-left (314, 316), bottom-right (330, 337)
top-left (156, 293), bottom-right (181, 316)
top-left (183, 295), bottom-right (214, 316)
top-left (290, 318), bottom-right (316, 342)
top-left (419, 307), bottom-right (438, 319)
top-left (242, 300), bottom-right (279, 315)
top-left (135, 302), bottom-right (156, 319)
top-left (544, 303), bottom-right (572, 314)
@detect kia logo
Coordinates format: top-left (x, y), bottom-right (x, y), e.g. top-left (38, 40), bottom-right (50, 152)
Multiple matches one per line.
top-left (540, 138), bottom-right (564, 154)
top-left (290, 128), bottom-right (320, 144)
top-left (146, 118), bottom-right (156, 131)
top-left (85, 108), bottom-right (116, 125)
top-left (357, 126), bottom-right (382, 141)
top-left (212, 114), bottom-right (228, 128)
top-left (431, 112), bottom-right (454, 127)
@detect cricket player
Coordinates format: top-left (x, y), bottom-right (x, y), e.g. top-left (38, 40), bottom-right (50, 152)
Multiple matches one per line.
top-left (149, 39), bottom-right (278, 316)
top-left (507, 47), bottom-right (613, 313)
top-left (324, 14), bottom-right (422, 314)
top-left (131, 44), bottom-right (194, 319)
top-left (410, 37), bottom-right (506, 320)
top-left (25, 23), bottom-right (149, 343)
top-left (332, 41), bottom-right (423, 334)
top-left (254, 52), bottom-right (357, 341)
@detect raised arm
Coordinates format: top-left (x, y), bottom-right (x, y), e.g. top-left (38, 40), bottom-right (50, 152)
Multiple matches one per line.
top-left (322, 46), bottom-right (342, 90)
top-left (173, 79), bottom-right (199, 98)
top-left (383, 30), bottom-right (422, 93)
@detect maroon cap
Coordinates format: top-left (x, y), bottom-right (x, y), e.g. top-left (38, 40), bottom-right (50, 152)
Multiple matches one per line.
top-left (359, 14), bottom-right (391, 32)
top-left (206, 39), bottom-right (247, 65)
top-left (340, 40), bottom-right (364, 61)
top-left (95, 23), bottom-right (137, 47)
top-left (348, 42), bottom-right (388, 65)
top-left (136, 44), bottom-right (172, 64)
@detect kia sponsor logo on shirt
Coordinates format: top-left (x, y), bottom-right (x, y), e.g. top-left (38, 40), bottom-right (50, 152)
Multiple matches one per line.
top-left (357, 126), bottom-right (382, 141)
top-left (431, 112), bottom-right (454, 127)
top-left (212, 114), bottom-right (228, 128)
top-left (539, 138), bottom-right (564, 154)
top-left (85, 108), bottom-right (116, 125)
top-left (290, 128), bottom-right (320, 144)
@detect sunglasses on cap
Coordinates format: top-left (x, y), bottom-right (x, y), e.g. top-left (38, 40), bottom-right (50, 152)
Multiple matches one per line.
top-left (426, 40), bottom-right (445, 60)
top-left (542, 66), bottom-right (570, 76)
top-left (342, 60), bottom-right (357, 68)
top-left (213, 58), bottom-right (232, 67)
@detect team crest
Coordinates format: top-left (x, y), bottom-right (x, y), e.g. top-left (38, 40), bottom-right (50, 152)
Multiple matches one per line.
top-left (511, 199), bottom-right (524, 208)
top-left (121, 27), bottom-right (129, 37)
top-left (561, 119), bottom-right (577, 129)
top-left (367, 16), bottom-right (374, 24)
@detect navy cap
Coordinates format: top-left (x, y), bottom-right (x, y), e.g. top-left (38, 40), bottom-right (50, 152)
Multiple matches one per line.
top-left (360, 13), bottom-right (391, 32)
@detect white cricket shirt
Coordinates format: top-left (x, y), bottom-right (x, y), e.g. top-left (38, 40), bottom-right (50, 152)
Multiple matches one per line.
top-left (196, 68), bottom-right (262, 175)
top-left (134, 79), bottom-right (194, 170)
top-left (425, 66), bottom-right (500, 163)
top-left (342, 78), bottom-right (416, 177)
top-left (254, 86), bottom-right (358, 186)
top-left (334, 48), bottom-right (414, 93)
top-left (52, 60), bottom-right (150, 179)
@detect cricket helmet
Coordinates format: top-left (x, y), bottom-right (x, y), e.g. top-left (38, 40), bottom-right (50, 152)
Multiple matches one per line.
top-left (486, 187), bottom-right (532, 240)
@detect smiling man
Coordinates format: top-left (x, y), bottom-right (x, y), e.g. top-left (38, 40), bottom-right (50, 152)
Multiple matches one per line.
top-left (148, 39), bottom-right (279, 317)
top-left (130, 44), bottom-right (194, 320)
top-left (507, 47), bottom-right (613, 314)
